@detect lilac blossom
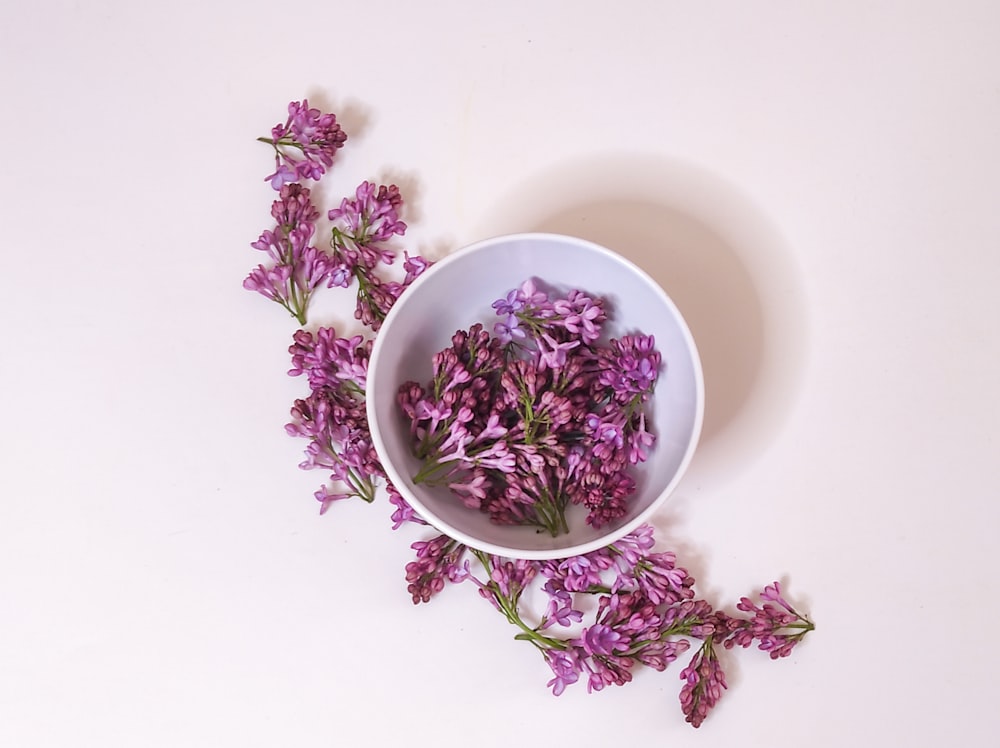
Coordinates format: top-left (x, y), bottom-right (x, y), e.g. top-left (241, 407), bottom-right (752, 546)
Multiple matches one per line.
top-left (261, 99), bottom-right (347, 188)
top-left (679, 639), bottom-right (728, 728)
top-left (284, 327), bottom-right (381, 507)
top-left (405, 534), bottom-right (469, 604)
top-left (325, 182), bottom-right (431, 331)
top-left (244, 183), bottom-right (330, 324)
top-left (438, 530), bottom-right (813, 728)
top-left (387, 481), bottom-right (427, 529)
top-left (715, 581), bottom-right (814, 659)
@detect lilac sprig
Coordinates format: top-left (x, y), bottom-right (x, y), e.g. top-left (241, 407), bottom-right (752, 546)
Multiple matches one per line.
top-left (328, 181), bottom-right (429, 331)
top-left (715, 581), bottom-right (815, 659)
top-left (285, 328), bottom-right (382, 513)
top-left (398, 529), bottom-right (814, 728)
top-left (244, 183), bottom-right (331, 325)
top-left (246, 101), bottom-right (433, 517)
top-left (260, 99), bottom-right (347, 189)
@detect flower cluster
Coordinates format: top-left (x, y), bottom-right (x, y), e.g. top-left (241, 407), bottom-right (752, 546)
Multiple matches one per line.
top-left (397, 279), bottom-right (660, 535)
top-left (261, 99), bottom-right (347, 189)
top-left (245, 101), bottom-right (430, 327)
top-left (244, 184), bottom-right (331, 325)
top-left (328, 181), bottom-right (428, 330)
top-left (245, 98), bottom-right (815, 731)
top-left (285, 328), bottom-right (382, 513)
top-left (244, 100), bottom-right (433, 510)
top-left (400, 524), bottom-right (813, 728)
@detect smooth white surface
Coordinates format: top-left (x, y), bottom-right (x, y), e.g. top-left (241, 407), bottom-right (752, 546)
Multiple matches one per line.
top-left (2, 1), bottom-right (999, 746)
top-left (367, 232), bottom-right (703, 558)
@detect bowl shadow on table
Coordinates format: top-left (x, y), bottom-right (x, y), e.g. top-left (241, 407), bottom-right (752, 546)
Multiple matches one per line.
top-left (476, 153), bottom-right (809, 499)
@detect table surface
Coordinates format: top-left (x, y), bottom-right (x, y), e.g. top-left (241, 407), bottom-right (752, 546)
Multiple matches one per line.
top-left (3, 2), bottom-right (999, 745)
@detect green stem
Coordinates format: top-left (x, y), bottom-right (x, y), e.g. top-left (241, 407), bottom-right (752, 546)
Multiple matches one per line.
top-left (470, 550), bottom-right (567, 651)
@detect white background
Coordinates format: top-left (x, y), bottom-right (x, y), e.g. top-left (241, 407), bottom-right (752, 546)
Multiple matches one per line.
top-left (2, 1), bottom-right (998, 745)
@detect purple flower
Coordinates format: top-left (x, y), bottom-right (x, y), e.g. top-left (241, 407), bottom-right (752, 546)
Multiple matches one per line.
top-left (536, 332), bottom-right (580, 371)
top-left (540, 592), bottom-right (584, 630)
top-left (544, 649), bottom-right (581, 696)
top-left (679, 640), bottom-right (728, 728)
top-left (492, 289), bottom-right (525, 316)
top-left (403, 251), bottom-right (432, 284)
top-left (314, 485), bottom-right (351, 515)
top-left (265, 163), bottom-right (297, 190)
top-left (328, 181), bottom-right (406, 246)
top-left (494, 314), bottom-right (526, 345)
top-left (263, 100), bottom-right (347, 188)
top-left (387, 482), bottom-right (426, 529)
top-left (578, 623), bottom-right (628, 656)
top-left (244, 184), bottom-right (330, 323)
top-left (406, 534), bottom-right (468, 604)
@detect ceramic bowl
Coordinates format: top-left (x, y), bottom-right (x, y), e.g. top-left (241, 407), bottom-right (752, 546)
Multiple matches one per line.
top-left (367, 233), bottom-right (703, 559)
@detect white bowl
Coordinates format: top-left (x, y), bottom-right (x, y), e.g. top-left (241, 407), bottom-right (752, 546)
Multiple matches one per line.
top-left (367, 233), bottom-right (703, 559)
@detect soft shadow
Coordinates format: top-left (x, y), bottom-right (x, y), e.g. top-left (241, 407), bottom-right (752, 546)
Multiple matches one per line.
top-left (304, 88), bottom-right (371, 145)
top-left (377, 167), bottom-right (424, 223)
top-left (473, 153), bottom-right (809, 493)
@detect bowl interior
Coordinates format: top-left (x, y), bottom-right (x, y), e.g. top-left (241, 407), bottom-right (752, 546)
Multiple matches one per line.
top-left (367, 233), bottom-right (703, 559)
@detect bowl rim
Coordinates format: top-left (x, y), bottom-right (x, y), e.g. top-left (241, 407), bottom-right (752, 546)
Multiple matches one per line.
top-left (366, 231), bottom-right (705, 560)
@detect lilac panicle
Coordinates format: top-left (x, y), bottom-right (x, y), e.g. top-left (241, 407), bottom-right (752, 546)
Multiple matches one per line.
top-left (329, 181), bottom-right (406, 245)
top-left (262, 99), bottom-right (347, 188)
top-left (679, 638), bottom-right (728, 728)
top-left (405, 534), bottom-right (468, 604)
top-left (244, 183), bottom-right (329, 325)
top-left (716, 581), bottom-right (815, 659)
top-left (326, 181), bottom-right (431, 331)
top-left (284, 327), bottom-right (381, 507)
top-left (456, 529), bottom-right (812, 729)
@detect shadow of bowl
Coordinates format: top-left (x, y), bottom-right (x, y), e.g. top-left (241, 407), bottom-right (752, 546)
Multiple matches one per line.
top-left (473, 153), bottom-right (808, 492)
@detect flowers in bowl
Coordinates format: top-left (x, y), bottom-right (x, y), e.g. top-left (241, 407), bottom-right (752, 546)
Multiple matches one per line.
top-left (397, 279), bottom-right (661, 537)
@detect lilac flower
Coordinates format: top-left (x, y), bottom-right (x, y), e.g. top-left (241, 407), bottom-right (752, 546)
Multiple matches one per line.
top-left (718, 582), bottom-right (814, 659)
top-left (327, 263), bottom-right (352, 288)
top-left (626, 412), bottom-right (656, 465)
top-left (539, 592), bottom-right (584, 630)
top-left (516, 278), bottom-right (548, 309)
top-left (544, 649), bottom-right (581, 696)
top-left (329, 181), bottom-right (406, 246)
top-left (578, 623), bottom-right (629, 657)
top-left (314, 485), bottom-right (352, 515)
top-left (536, 332), bottom-right (580, 371)
top-left (679, 639), bottom-right (728, 728)
top-left (284, 333), bottom-right (380, 505)
top-left (599, 334), bottom-right (661, 401)
top-left (403, 251), bottom-right (432, 284)
top-left (262, 99), bottom-right (347, 188)
top-left (387, 482), bottom-right (426, 529)
top-left (266, 163), bottom-right (297, 190)
top-left (560, 291), bottom-right (606, 343)
top-left (287, 327), bottom-right (371, 391)
top-left (493, 314), bottom-right (525, 345)
top-left (415, 400), bottom-right (452, 435)
top-left (492, 289), bottom-right (525, 316)
top-left (458, 532), bottom-right (812, 728)
top-left (244, 184), bottom-right (328, 324)
top-left (447, 472), bottom-right (489, 509)
top-left (405, 534), bottom-right (468, 604)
